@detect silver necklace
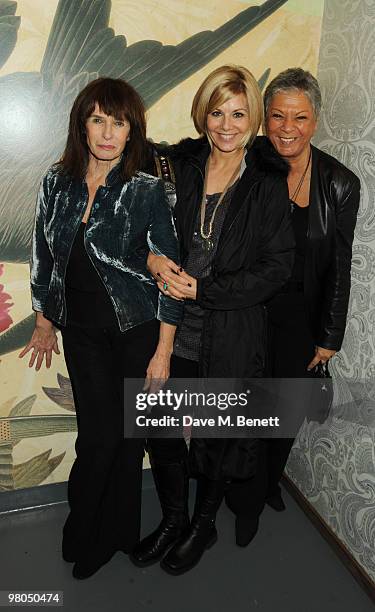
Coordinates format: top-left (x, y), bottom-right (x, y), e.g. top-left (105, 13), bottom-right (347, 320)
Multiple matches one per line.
top-left (200, 154), bottom-right (243, 251)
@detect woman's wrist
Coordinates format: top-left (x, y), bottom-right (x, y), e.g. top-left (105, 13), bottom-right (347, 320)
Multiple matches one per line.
top-left (35, 312), bottom-right (54, 331)
top-left (154, 343), bottom-right (173, 358)
top-left (156, 322), bottom-right (176, 358)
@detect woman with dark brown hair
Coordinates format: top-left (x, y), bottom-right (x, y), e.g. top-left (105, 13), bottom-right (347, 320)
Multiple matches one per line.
top-left (20, 77), bottom-right (182, 579)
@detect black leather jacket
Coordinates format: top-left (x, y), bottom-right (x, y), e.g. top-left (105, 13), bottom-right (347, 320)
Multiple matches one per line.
top-left (302, 145), bottom-right (360, 351)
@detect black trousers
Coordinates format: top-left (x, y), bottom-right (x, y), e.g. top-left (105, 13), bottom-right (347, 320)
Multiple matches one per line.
top-left (61, 318), bottom-right (159, 563)
top-left (229, 291), bottom-right (316, 518)
top-left (265, 291), bottom-right (316, 494)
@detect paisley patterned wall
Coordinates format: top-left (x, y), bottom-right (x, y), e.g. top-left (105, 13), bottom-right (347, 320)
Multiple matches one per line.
top-left (286, 0), bottom-right (375, 585)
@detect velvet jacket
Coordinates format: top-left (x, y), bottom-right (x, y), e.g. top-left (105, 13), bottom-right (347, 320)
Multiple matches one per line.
top-left (167, 135), bottom-right (295, 378)
top-left (30, 163), bottom-right (183, 331)
top-left (299, 145), bottom-right (360, 351)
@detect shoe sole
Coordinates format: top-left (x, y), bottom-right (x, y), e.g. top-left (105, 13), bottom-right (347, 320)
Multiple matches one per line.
top-left (160, 532), bottom-right (218, 576)
top-left (128, 530), bottom-right (189, 568)
top-left (129, 544), bottom-right (174, 568)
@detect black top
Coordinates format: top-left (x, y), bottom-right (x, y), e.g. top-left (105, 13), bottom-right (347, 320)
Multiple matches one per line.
top-left (286, 201), bottom-right (309, 287)
top-left (282, 200), bottom-right (309, 292)
top-left (65, 222), bottom-right (118, 327)
top-left (173, 183), bottom-right (236, 361)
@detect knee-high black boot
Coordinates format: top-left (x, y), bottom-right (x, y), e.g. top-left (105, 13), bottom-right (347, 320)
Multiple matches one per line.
top-left (130, 456), bottom-right (189, 567)
top-left (160, 476), bottom-right (224, 575)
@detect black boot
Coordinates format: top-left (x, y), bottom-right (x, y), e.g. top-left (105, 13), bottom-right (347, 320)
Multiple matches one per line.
top-left (235, 516), bottom-right (259, 547)
top-left (160, 477), bottom-right (224, 575)
top-left (130, 458), bottom-right (189, 567)
top-left (266, 485), bottom-right (286, 512)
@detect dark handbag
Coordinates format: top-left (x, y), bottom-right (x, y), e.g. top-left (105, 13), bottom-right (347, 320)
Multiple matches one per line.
top-left (306, 362), bottom-right (333, 424)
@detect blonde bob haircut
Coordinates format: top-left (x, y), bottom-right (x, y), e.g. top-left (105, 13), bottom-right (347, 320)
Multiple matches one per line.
top-left (191, 65), bottom-right (263, 148)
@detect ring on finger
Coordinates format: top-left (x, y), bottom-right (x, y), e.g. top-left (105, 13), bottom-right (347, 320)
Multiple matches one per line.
top-left (163, 282), bottom-right (169, 291)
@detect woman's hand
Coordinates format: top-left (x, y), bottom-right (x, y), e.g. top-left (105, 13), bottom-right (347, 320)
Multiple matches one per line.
top-left (147, 252), bottom-right (180, 281)
top-left (144, 322), bottom-right (176, 393)
top-left (147, 252), bottom-right (195, 300)
top-left (158, 270), bottom-right (197, 301)
top-left (19, 313), bottom-right (60, 371)
top-left (144, 348), bottom-right (171, 393)
top-left (307, 346), bottom-right (336, 370)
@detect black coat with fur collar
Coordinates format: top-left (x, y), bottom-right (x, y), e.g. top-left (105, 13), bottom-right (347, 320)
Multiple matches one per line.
top-left (167, 135), bottom-right (295, 378)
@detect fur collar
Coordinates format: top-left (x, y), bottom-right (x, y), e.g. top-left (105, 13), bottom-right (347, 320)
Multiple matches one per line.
top-left (157, 135), bottom-right (289, 176)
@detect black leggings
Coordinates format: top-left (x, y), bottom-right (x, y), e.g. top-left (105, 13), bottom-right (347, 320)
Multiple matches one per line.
top-left (61, 319), bottom-right (159, 563)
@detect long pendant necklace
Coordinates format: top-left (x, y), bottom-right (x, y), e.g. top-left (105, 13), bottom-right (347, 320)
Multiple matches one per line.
top-left (290, 147), bottom-right (312, 211)
top-left (200, 154), bottom-right (243, 251)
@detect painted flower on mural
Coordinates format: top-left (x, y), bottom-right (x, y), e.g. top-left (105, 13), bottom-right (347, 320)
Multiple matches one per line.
top-left (0, 263), bottom-right (13, 333)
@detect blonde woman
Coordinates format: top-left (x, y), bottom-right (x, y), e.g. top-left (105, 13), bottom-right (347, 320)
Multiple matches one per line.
top-left (131, 66), bottom-right (294, 574)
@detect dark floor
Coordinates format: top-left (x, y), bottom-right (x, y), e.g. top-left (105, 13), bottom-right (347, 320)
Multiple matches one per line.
top-left (0, 483), bottom-right (373, 612)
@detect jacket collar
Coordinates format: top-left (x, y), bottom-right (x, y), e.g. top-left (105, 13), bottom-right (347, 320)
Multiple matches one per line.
top-left (169, 134), bottom-right (289, 177)
top-left (81, 159), bottom-right (123, 188)
top-left (166, 135), bottom-right (289, 258)
top-left (203, 137), bottom-right (287, 253)
top-left (105, 161), bottom-right (123, 187)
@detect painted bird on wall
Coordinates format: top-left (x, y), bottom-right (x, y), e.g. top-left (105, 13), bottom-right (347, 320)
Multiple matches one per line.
top-left (0, 0), bottom-right (288, 354)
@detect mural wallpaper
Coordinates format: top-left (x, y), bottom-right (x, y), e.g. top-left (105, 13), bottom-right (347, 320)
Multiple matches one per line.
top-left (0, 0), bottom-right (324, 489)
top-left (286, 0), bottom-right (375, 584)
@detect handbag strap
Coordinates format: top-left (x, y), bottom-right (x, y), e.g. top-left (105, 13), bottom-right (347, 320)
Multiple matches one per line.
top-left (313, 362), bottom-right (331, 378)
top-left (154, 151), bottom-right (176, 209)
top-left (154, 152), bottom-right (176, 185)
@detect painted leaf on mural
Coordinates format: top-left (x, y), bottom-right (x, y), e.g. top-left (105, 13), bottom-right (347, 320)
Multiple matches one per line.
top-left (0, 313), bottom-right (34, 357)
top-left (13, 449), bottom-right (65, 489)
top-left (0, 443), bottom-right (13, 491)
top-left (43, 373), bottom-right (75, 412)
top-left (9, 394), bottom-right (36, 418)
top-left (0, 396), bottom-right (16, 415)
top-left (0, 1), bottom-right (20, 70)
top-left (5, 415), bottom-right (77, 444)
top-left (0, 390), bottom-right (77, 489)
